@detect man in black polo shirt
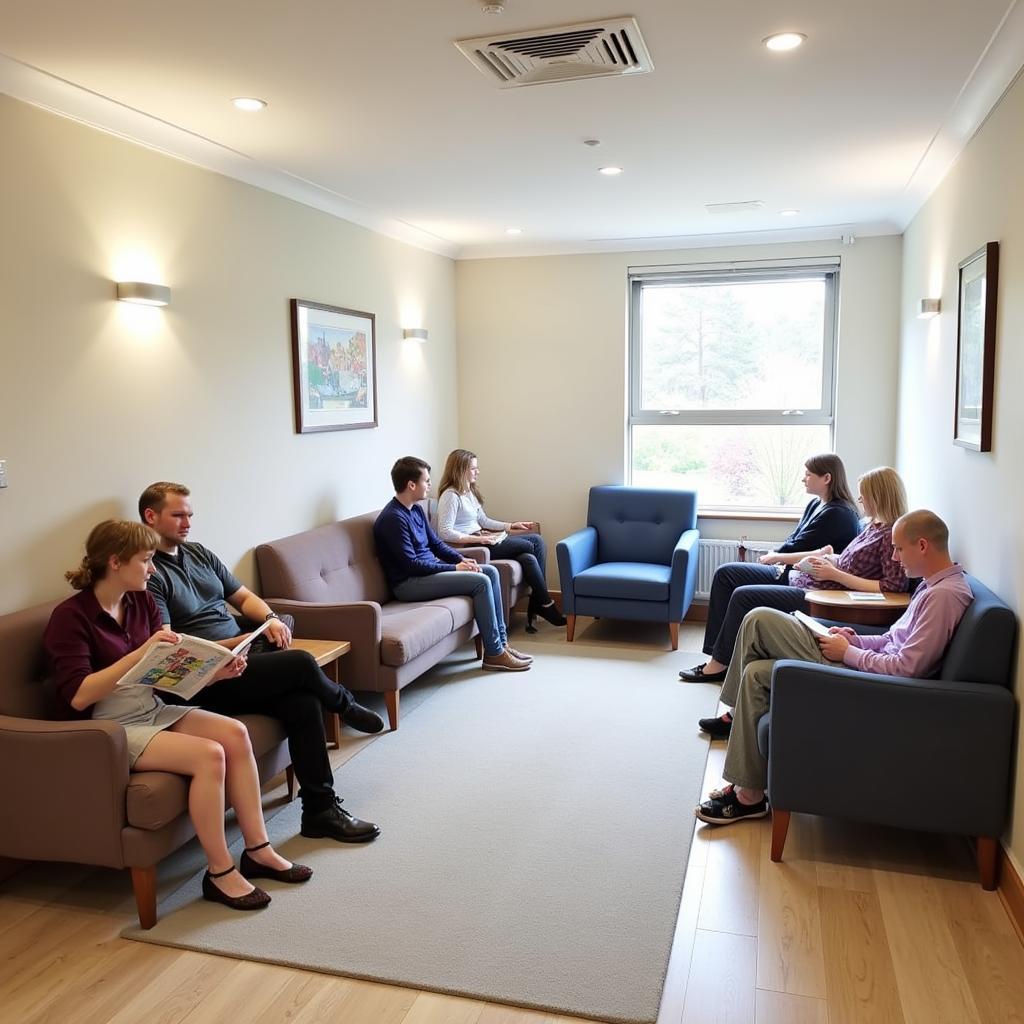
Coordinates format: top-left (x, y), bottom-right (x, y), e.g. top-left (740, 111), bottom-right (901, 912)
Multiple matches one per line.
top-left (140, 481), bottom-right (382, 843)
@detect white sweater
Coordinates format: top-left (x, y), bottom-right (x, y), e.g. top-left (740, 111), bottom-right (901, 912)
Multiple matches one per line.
top-left (436, 489), bottom-right (508, 542)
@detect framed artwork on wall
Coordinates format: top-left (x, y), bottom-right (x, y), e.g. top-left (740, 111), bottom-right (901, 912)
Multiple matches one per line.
top-left (290, 299), bottom-right (378, 433)
top-left (954, 241), bottom-right (998, 452)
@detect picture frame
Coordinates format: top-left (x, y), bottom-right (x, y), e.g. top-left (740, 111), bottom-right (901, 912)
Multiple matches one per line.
top-left (290, 299), bottom-right (378, 433)
top-left (954, 242), bottom-right (999, 452)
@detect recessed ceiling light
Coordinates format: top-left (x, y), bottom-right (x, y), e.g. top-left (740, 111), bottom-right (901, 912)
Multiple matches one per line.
top-left (505, 227), bottom-right (522, 235)
top-left (763, 32), bottom-right (806, 52)
top-left (232, 97), bottom-right (267, 112)
top-left (598, 166), bottom-right (623, 176)
top-left (780, 208), bottom-right (800, 217)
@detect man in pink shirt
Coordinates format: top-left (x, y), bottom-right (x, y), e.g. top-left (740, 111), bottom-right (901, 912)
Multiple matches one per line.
top-left (695, 509), bottom-right (972, 825)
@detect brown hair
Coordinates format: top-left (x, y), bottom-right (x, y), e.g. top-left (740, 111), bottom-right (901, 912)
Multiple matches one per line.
top-left (65, 519), bottom-right (160, 590)
top-left (804, 453), bottom-right (857, 510)
top-left (138, 481), bottom-right (190, 519)
top-left (858, 467), bottom-right (908, 526)
top-left (437, 448), bottom-right (484, 504)
top-left (896, 509), bottom-right (950, 553)
top-left (390, 456), bottom-right (430, 493)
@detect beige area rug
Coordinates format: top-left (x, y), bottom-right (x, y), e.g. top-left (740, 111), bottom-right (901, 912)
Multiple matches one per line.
top-left (124, 629), bottom-right (719, 1024)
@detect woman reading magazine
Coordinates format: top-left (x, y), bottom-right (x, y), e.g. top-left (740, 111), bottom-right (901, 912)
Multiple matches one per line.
top-left (43, 519), bottom-right (311, 911)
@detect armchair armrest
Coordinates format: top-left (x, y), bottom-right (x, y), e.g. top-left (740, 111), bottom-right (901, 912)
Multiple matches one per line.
top-left (669, 528), bottom-right (700, 619)
top-left (0, 715), bottom-right (130, 865)
top-left (459, 546), bottom-right (491, 564)
top-left (767, 662), bottom-right (1015, 836)
top-left (266, 598), bottom-right (383, 691)
top-left (556, 527), bottom-right (599, 614)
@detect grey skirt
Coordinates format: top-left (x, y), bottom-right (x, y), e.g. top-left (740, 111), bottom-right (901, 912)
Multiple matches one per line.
top-left (90, 685), bottom-right (196, 767)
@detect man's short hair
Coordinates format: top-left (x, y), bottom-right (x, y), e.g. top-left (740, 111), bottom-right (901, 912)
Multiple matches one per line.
top-left (390, 457), bottom-right (429, 493)
top-left (895, 509), bottom-right (949, 552)
top-left (138, 481), bottom-right (190, 519)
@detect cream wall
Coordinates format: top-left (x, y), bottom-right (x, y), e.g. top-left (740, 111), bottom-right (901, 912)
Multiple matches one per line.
top-left (0, 95), bottom-right (457, 613)
top-left (455, 236), bottom-right (903, 557)
top-left (897, 71), bottom-right (1024, 867)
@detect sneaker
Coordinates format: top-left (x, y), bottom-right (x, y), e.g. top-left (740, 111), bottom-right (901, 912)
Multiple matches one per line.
top-left (482, 649), bottom-right (531, 672)
top-left (300, 796), bottom-right (380, 843)
top-left (698, 712), bottom-right (732, 739)
top-left (505, 645), bottom-right (533, 663)
top-left (695, 784), bottom-right (769, 825)
top-left (679, 663), bottom-right (727, 683)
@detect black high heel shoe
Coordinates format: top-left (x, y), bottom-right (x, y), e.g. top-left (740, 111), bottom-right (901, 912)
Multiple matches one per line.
top-left (240, 841), bottom-right (313, 883)
top-left (527, 594), bottom-right (567, 631)
top-left (202, 865), bottom-right (271, 910)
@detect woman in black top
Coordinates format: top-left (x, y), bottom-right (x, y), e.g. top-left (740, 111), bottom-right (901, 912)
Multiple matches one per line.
top-left (680, 453), bottom-right (861, 683)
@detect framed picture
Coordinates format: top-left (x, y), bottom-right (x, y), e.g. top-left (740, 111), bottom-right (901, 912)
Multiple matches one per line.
top-left (954, 242), bottom-right (998, 452)
top-left (290, 299), bottom-right (378, 433)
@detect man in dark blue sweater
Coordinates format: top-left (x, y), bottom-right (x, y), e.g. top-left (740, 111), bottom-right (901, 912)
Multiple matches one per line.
top-left (373, 457), bottom-right (531, 672)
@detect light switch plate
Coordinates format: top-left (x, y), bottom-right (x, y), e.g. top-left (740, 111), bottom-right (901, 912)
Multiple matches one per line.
top-left (0, 460), bottom-right (7, 488)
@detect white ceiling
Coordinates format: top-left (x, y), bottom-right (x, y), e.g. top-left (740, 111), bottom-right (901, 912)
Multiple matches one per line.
top-left (1, 0), bottom-right (1023, 259)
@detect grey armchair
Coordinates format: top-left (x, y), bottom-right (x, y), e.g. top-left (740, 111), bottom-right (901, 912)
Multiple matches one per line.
top-left (761, 574), bottom-right (1017, 888)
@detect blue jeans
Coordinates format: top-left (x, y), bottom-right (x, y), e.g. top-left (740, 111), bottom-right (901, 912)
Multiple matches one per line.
top-left (393, 564), bottom-right (507, 656)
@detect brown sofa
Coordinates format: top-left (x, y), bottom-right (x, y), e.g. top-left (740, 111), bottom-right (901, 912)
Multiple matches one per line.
top-left (255, 509), bottom-right (528, 731)
top-left (0, 600), bottom-right (293, 929)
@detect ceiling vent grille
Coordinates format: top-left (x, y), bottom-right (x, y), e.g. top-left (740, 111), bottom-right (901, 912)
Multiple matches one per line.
top-left (455, 17), bottom-right (653, 88)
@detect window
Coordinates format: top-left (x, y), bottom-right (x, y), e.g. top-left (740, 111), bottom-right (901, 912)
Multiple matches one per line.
top-left (628, 260), bottom-right (838, 511)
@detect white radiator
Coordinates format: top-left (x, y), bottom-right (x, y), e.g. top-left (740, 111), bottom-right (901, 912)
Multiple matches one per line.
top-left (696, 538), bottom-right (775, 599)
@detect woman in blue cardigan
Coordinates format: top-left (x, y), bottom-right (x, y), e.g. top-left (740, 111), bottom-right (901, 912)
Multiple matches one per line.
top-left (680, 452), bottom-right (862, 682)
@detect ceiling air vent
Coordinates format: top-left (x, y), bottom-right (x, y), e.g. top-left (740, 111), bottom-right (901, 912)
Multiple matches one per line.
top-left (455, 16), bottom-right (653, 88)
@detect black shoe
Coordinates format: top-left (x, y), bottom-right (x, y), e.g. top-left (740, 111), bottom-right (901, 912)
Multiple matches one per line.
top-left (698, 712), bottom-right (733, 738)
top-left (201, 866), bottom-right (271, 910)
top-left (240, 841), bottom-right (313, 883)
top-left (695, 784), bottom-right (769, 825)
top-left (679, 662), bottom-right (727, 683)
top-left (301, 797), bottom-right (380, 843)
top-left (527, 594), bottom-right (567, 630)
top-left (341, 702), bottom-right (385, 734)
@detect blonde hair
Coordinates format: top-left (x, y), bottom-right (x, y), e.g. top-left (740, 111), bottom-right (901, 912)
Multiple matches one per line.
top-left (65, 519), bottom-right (160, 590)
top-left (858, 467), bottom-right (908, 526)
top-left (895, 509), bottom-right (950, 553)
top-left (438, 449), bottom-right (484, 504)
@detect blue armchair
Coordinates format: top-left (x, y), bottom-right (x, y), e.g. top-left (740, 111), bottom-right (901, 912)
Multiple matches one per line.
top-left (761, 574), bottom-right (1017, 889)
top-left (556, 486), bottom-right (699, 649)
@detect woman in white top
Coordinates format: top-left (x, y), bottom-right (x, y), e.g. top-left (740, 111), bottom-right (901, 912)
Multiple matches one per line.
top-left (436, 449), bottom-right (566, 632)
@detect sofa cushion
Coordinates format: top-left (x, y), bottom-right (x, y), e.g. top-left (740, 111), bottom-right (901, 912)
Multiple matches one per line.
top-left (573, 562), bottom-right (672, 601)
top-left (379, 602), bottom-right (463, 667)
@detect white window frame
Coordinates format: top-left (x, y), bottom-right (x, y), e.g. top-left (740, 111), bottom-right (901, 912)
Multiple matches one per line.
top-left (627, 257), bottom-right (840, 510)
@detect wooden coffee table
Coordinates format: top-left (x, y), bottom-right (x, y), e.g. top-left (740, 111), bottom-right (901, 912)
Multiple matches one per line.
top-left (803, 590), bottom-right (910, 627)
top-left (291, 638), bottom-right (351, 747)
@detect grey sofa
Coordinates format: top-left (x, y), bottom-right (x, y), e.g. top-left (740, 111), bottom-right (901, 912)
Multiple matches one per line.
top-left (0, 600), bottom-right (293, 928)
top-left (255, 509), bottom-right (527, 731)
top-left (761, 573), bottom-right (1017, 888)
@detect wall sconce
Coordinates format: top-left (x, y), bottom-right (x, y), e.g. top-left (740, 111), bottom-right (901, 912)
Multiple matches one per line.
top-left (402, 328), bottom-right (428, 342)
top-left (116, 281), bottom-right (171, 306)
top-left (918, 298), bottom-right (941, 319)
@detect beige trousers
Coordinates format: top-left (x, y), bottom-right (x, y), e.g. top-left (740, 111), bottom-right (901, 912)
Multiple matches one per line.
top-left (719, 607), bottom-right (831, 790)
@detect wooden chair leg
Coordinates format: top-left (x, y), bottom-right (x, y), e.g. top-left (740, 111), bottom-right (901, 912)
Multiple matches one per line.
top-left (566, 614), bottom-right (576, 642)
top-left (770, 809), bottom-right (791, 862)
top-left (385, 691), bottom-right (399, 731)
top-left (131, 865), bottom-right (158, 930)
top-left (285, 765), bottom-right (296, 801)
top-left (976, 836), bottom-right (999, 890)
top-left (474, 635), bottom-right (484, 659)
top-left (669, 621), bottom-right (679, 651)
top-left (322, 709), bottom-right (341, 748)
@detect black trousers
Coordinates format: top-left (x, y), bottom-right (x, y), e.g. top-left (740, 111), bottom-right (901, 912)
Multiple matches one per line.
top-left (703, 562), bottom-right (807, 664)
top-left (487, 533), bottom-right (551, 603)
top-left (182, 648), bottom-right (355, 814)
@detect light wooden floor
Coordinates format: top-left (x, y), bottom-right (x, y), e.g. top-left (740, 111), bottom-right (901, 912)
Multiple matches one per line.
top-left (2, 623), bottom-right (1023, 1024)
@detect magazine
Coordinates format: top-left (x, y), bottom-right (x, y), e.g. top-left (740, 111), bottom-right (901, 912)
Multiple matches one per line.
top-left (115, 619), bottom-right (273, 699)
top-left (792, 609), bottom-right (831, 638)
top-left (848, 592), bottom-right (886, 602)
